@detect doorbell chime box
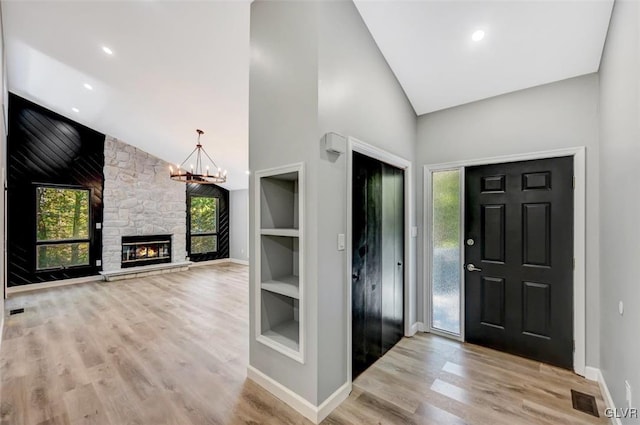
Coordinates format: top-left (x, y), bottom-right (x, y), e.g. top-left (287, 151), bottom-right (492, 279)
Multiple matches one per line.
top-left (324, 132), bottom-right (347, 155)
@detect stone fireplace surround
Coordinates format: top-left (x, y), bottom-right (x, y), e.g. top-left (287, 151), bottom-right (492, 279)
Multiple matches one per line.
top-left (102, 137), bottom-right (187, 271)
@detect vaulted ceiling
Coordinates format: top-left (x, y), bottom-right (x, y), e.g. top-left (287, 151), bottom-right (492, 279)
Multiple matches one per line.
top-left (3, 1), bottom-right (250, 190)
top-left (3, 1), bottom-right (614, 191)
top-left (354, 0), bottom-right (614, 115)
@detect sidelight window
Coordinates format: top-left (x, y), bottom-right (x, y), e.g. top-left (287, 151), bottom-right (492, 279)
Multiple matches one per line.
top-left (431, 169), bottom-right (461, 335)
top-left (36, 186), bottom-right (91, 270)
top-left (189, 196), bottom-right (219, 254)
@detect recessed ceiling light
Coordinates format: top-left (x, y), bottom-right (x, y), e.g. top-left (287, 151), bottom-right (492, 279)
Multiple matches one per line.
top-left (83, 83), bottom-right (93, 91)
top-left (72, 107), bottom-right (80, 113)
top-left (471, 30), bottom-right (485, 42)
top-left (102, 46), bottom-right (114, 55)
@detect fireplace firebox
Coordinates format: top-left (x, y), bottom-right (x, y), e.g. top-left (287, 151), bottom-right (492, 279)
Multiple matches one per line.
top-left (121, 234), bottom-right (171, 268)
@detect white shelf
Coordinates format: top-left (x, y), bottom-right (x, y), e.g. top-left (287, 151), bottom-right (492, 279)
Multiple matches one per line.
top-left (261, 320), bottom-right (299, 352)
top-left (261, 275), bottom-right (299, 299)
top-left (260, 228), bottom-right (299, 237)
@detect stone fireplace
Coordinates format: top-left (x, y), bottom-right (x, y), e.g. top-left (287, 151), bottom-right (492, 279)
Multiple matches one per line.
top-left (121, 234), bottom-right (172, 268)
top-left (102, 137), bottom-right (186, 271)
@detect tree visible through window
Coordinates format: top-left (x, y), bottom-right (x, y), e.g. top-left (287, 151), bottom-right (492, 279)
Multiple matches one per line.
top-left (36, 187), bottom-right (91, 270)
top-left (190, 196), bottom-right (218, 254)
top-left (431, 170), bottom-right (461, 335)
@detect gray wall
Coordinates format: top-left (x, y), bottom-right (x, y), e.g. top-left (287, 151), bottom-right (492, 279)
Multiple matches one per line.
top-left (599, 0), bottom-right (640, 418)
top-left (249, 0), bottom-right (320, 404)
top-left (229, 189), bottom-right (249, 262)
top-left (249, 0), bottom-right (416, 405)
top-left (416, 74), bottom-right (601, 367)
top-left (316, 0), bottom-right (416, 402)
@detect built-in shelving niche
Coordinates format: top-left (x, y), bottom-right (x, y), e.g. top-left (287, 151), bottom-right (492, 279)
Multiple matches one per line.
top-left (255, 164), bottom-right (304, 363)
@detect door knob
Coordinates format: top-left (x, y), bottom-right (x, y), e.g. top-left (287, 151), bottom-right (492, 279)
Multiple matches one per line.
top-left (397, 262), bottom-right (402, 266)
top-left (466, 264), bottom-right (482, 272)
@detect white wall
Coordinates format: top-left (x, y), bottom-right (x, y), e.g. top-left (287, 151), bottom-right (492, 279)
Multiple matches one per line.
top-left (229, 189), bottom-right (249, 262)
top-left (598, 0), bottom-right (640, 418)
top-left (416, 74), bottom-right (601, 367)
top-left (249, 0), bottom-right (416, 407)
top-left (316, 0), bottom-right (416, 402)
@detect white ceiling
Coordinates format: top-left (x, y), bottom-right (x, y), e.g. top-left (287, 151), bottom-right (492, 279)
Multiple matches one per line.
top-left (3, 1), bottom-right (250, 190)
top-left (3, 1), bottom-right (615, 183)
top-left (354, 0), bottom-right (614, 115)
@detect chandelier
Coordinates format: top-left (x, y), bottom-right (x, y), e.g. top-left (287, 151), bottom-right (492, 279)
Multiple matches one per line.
top-left (170, 129), bottom-right (227, 184)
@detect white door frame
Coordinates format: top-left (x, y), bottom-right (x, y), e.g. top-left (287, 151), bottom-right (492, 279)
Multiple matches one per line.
top-left (346, 137), bottom-right (413, 386)
top-left (423, 146), bottom-right (586, 376)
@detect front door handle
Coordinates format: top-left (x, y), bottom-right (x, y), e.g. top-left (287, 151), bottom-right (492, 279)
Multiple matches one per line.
top-left (466, 264), bottom-right (482, 272)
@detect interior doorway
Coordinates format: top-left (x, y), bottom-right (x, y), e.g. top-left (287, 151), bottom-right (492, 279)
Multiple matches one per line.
top-left (351, 151), bottom-right (404, 379)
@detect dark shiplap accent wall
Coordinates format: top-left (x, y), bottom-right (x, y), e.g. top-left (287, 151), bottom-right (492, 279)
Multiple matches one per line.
top-left (186, 182), bottom-right (229, 261)
top-left (7, 94), bottom-right (105, 286)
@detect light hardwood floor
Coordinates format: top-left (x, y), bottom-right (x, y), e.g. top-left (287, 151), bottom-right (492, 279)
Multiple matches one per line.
top-left (1, 264), bottom-right (607, 424)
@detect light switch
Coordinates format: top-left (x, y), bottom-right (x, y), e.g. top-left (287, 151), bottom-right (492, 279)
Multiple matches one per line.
top-left (337, 233), bottom-right (346, 251)
top-left (411, 226), bottom-right (418, 238)
top-left (95, 222), bottom-right (102, 229)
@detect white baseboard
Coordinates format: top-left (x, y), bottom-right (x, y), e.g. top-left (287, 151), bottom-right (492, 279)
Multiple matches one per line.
top-left (229, 258), bottom-right (249, 266)
top-left (247, 365), bottom-right (350, 423)
top-left (6, 274), bottom-right (102, 295)
top-left (586, 367), bottom-right (622, 425)
top-left (317, 381), bottom-right (351, 422)
top-left (408, 322), bottom-right (426, 336)
top-left (585, 366), bottom-right (599, 382)
top-left (190, 258), bottom-right (248, 267)
top-left (188, 258), bottom-right (231, 267)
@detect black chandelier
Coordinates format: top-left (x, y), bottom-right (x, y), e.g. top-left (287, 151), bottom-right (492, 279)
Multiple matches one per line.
top-left (170, 129), bottom-right (227, 184)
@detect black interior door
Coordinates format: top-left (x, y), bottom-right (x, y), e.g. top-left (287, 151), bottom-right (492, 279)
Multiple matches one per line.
top-left (465, 156), bottom-right (574, 369)
top-left (381, 163), bottom-right (404, 354)
top-left (352, 152), bottom-right (404, 379)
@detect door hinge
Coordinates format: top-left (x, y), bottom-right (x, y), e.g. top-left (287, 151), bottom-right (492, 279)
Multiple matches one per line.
top-left (573, 340), bottom-right (576, 352)
top-left (572, 176), bottom-right (576, 189)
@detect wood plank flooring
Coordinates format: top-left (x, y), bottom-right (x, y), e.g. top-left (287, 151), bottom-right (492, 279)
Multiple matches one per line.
top-left (1, 264), bottom-right (607, 424)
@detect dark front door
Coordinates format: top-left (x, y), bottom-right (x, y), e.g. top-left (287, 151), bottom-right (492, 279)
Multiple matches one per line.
top-left (465, 156), bottom-right (574, 369)
top-left (352, 152), bottom-right (404, 379)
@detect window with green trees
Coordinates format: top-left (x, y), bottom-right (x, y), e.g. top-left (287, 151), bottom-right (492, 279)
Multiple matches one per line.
top-left (36, 187), bottom-right (91, 270)
top-left (190, 196), bottom-right (218, 254)
top-left (431, 170), bottom-right (461, 335)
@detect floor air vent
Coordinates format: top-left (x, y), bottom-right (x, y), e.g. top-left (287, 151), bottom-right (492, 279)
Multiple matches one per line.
top-left (9, 308), bottom-right (25, 315)
top-left (571, 389), bottom-right (599, 417)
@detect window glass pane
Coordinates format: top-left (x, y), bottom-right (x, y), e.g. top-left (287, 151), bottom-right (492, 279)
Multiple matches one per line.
top-left (190, 197), bottom-right (218, 234)
top-left (37, 243), bottom-right (90, 270)
top-left (191, 235), bottom-right (218, 254)
top-left (36, 187), bottom-right (90, 241)
top-left (431, 170), bottom-right (461, 334)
